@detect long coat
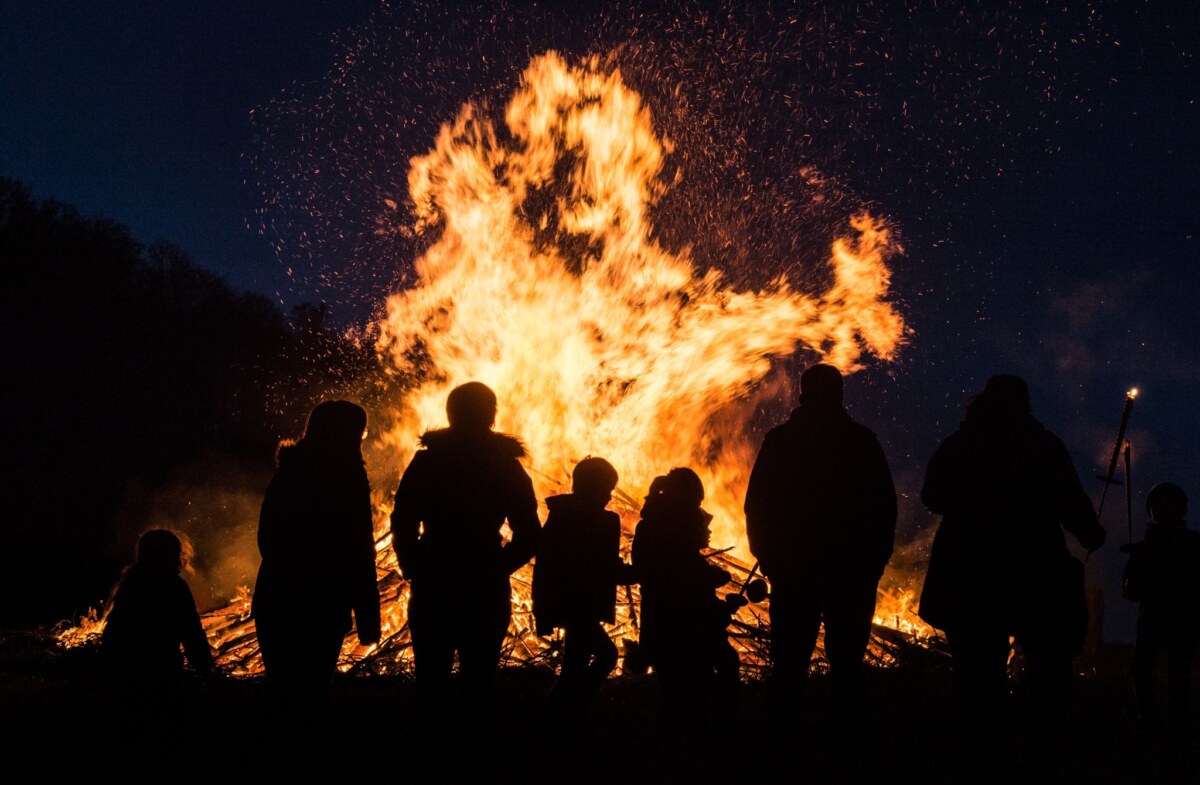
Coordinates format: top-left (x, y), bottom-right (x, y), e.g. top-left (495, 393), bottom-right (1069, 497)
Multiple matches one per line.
top-left (918, 415), bottom-right (1102, 634)
top-left (253, 444), bottom-right (381, 645)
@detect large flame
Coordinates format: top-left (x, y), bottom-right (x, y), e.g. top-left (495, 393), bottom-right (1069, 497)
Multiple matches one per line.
top-left (376, 52), bottom-right (905, 553)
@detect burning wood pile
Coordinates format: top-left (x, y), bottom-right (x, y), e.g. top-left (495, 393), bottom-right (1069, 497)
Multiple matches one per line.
top-left (190, 524), bottom-right (945, 679)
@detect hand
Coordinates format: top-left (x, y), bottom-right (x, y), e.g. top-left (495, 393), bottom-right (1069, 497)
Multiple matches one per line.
top-left (358, 628), bottom-right (381, 647)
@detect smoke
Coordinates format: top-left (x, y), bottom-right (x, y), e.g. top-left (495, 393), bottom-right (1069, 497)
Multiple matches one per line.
top-left (115, 461), bottom-right (267, 611)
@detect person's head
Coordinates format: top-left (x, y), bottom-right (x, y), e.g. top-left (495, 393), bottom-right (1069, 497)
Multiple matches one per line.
top-left (800, 363), bottom-right (844, 409)
top-left (572, 456), bottom-right (618, 507)
top-left (1147, 482), bottom-right (1187, 525)
top-left (446, 382), bottom-right (498, 432)
top-left (964, 374), bottom-right (1031, 425)
top-left (298, 400), bottom-right (368, 459)
top-left (662, 467), bottom-right (705, 509)
top-left (136, 529), bottom-right (189, 574)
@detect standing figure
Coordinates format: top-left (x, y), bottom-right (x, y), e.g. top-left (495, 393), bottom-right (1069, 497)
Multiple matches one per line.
top-left (632, 468), bottom-right (739, 752)
top-left (253, 400), bottom-right (382, 706)
top-left (103, 528), bottom-right (214, 690)
top-left (1123, 482), bottom-right (1200, 729)
top-left (532, 456), bottom-right (633, 729)
top-left (918, 374), bottom-right (1104, 767)
top-left (391, 382), bottom-right (541, 712)
top-left (744, 363), bottom-right (897, 723)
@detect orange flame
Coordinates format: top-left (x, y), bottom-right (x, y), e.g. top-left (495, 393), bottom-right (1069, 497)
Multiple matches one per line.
top-left (376, 52), bottom-right (906, 555)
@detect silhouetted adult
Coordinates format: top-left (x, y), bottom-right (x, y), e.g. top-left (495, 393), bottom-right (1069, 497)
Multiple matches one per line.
top-left (391, 382), bottom-right (540, 712)
top-left (919, 375), bottom-right (1104, 767)
top-left (253, 401), bottom-right (381, 705)
top-left (744, 363), bottom-right (896, 723)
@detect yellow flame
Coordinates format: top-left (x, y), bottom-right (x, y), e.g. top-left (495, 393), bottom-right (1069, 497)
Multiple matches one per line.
top-left (376, 52), bottom-right (907, 554)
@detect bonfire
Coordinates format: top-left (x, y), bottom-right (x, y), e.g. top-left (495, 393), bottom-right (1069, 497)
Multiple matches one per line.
top-left (62, 52), bottom-right (944, 676)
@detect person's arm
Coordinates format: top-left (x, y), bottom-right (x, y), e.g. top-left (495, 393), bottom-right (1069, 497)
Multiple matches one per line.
top-left (176, 579), bottom-right (215, 677)
top-left (744, 432), bottom-right (784, 573)
top-left (1053, 438), bottom-right (1105, 552)
top-left (257, 474), bottom-right (284, 560)
top-left (866, 433), bottom-right (898, 577)
top-left (390, 452), bottom-right (429, 581)
top-left (921, 436), bottom-right (956, 515)
top-left (500, 461), bottom-right (541, 575)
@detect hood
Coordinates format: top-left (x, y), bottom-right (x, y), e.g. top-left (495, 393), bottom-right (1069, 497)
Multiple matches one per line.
top-left (418, 427), bottom-right (527, 459)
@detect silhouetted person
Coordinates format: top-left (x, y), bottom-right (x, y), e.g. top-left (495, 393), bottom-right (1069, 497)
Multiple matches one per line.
top-left (253, 401), bottom-right (381, 707)
top-left (533, 456), bottom-right (633, 734)
top-left (391, 382), bottom-right (541, 719)
top-left (632, 468), bottom-right (739, 755)
top-left (1124, 482), bottom-right (1200, 731)
top-left (744, 363), bottom-right (896, 725)
top-left (919, 374), bottom-right (1104, 772)
top-left (103, 529), bottom-right (215, 689)
top-left (101, 529), bottom-right (215, 766)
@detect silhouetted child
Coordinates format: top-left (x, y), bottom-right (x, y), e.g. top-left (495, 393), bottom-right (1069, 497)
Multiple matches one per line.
top-left (532, 456), bottom-right (633, 730)
top-left (1123, 482), bottom-right (1200, 729)
top-left (102, 529), bottom-right (215, 692)
top-left (632, 468), bottom-right (739, 754)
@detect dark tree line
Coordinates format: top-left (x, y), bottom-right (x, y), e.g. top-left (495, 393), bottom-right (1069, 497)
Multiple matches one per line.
top-left (0, 178), bottom-right (380, 625)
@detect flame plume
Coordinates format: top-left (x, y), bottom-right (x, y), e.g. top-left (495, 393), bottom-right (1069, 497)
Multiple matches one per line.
top-left (376, 52), bottom-right (905, 552)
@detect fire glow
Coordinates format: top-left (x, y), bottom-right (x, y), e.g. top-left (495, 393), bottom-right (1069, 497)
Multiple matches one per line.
top-left (63, 52), bottom-right (935, 673)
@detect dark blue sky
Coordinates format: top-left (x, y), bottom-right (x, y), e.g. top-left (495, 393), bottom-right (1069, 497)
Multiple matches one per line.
top-left (2, 1), bottom-right (1197, 642)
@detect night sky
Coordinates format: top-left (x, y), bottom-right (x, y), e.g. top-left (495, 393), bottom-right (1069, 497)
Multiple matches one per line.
top-left (2, 1), bottom-right (1197, 642)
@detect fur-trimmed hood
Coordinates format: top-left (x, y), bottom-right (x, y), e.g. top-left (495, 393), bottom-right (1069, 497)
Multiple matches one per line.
top-left (418, 427), bottom-right (527, 459)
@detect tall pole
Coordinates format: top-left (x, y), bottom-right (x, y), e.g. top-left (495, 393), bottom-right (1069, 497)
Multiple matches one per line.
top-left (1096, 388), bottom-right (1137, 520)
top-left (1123, 440), bottom-right (1133, 548)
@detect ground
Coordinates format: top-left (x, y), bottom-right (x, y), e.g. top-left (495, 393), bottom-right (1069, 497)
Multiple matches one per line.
top-left (0, 633), bottom-right (1195, 784)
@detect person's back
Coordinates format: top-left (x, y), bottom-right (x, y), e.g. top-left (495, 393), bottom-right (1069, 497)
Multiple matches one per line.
top-left (533, 490), bottom-right (624, 635)
top-left (632, 468), bottom-right (737, 753)
top-left (745, 402), bottom-right (895, 584)
top-left (102, 530), bottom-right (213, 685)
top-left (391, 382), bottom-right (540, 721)
top-left (744, 363), bottom-right (895, 727)
top-left (632, 475), bottom-right (729, 658)
top-left (920, 382), bottom-right (1101, 631)
top-left (532, 457), bottom-right (628, 737)
top-left (396, 426), bottom-right (538, 582)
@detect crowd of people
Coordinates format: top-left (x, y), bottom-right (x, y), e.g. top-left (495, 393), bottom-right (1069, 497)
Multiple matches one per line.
top-left (99, 368), bottom-right (1198, 777)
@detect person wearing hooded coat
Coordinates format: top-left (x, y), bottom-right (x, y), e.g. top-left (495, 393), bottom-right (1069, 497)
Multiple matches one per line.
top-left (918, 374), bottom-right (1104, 767)
top-left (390, 382), bottom-right (541, 709)
top-left (744, 363), bottom-right (897, 723)
top-left (252, 400), bottom-right (382, 703)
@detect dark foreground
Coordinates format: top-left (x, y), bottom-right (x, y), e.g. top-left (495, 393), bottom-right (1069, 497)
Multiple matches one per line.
top-left (1, 634), bottom-right (1195, 784)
